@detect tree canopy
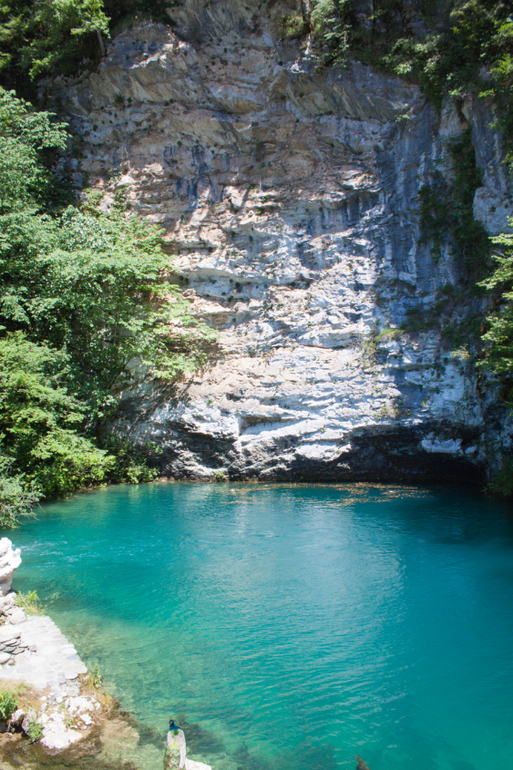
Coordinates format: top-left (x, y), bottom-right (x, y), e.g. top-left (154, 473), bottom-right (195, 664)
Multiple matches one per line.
top-left (0, 87), bottom-right (213, 525)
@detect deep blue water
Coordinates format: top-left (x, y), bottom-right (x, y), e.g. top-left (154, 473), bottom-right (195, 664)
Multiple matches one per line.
top-left (4, 482), bottom-right (513, 770)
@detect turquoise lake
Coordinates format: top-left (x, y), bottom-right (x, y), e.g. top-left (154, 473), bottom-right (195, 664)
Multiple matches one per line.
top-left (4, 482), bottom-right (513, 770)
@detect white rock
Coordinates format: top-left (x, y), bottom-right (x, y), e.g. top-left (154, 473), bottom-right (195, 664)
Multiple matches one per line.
top-left (421, 437), bottom-right (462, 455)
top-left (41, 719), bottom-right (83, 750)
top-left (0, 539), bottom-right (21, 596)
top-left (0, 627), bottom-right (21, 642)
top-left (185, 761), bottom-right (212, 770)
top-left (6, 607), bottom-right (26, 625)
top-left (9, 709), bottom-right (24, 727)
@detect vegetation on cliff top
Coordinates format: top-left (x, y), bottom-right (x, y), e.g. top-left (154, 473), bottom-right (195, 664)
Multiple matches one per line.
top-left (310, 0), bottom-right (513, 121)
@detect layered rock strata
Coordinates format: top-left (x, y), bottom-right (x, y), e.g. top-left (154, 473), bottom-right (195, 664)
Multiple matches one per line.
top-left (57, 1), bottom-right (513, 482)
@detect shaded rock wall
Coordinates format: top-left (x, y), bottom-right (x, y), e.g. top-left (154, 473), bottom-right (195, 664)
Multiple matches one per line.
top-left (57, 1), bottom-right (513, 482)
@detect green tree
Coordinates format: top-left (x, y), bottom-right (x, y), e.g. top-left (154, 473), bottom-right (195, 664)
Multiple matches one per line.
top-left (0, 87), bottom-right (214, 521)
top-left (20, 0), bottom-right (110, 78)
top-left (0, 454), bottom-right (39, 527)
top-left (0, 333), bottom-right (112, 500)
top-left (479, 224), bottom-right (513, 381)
top-left (0, 0), bottom-right (109, 87)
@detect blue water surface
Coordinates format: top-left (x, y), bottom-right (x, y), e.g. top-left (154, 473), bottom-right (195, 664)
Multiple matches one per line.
top-left (5, 482), bottom-right (513, 770)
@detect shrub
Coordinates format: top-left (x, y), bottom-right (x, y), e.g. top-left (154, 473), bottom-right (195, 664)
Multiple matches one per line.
top-left (26, 716), bottom-right (43, 743)
top-left (0, 690), bottom-right (17, 720)
top-left (15, 590), bottom-right (44, 616)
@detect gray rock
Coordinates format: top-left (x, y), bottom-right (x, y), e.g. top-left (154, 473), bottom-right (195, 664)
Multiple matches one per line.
top-left (0, 653), bottom-right (12, 665)
top-left (6, 608), bottom-right (26, 625)
top-left (0, 540), bottom-right (21, 597)
top-left (0, 627), bottom-right (21, 642)
top-left (8, 709), bottom-right (25, 728)
top-left (57, 16), bottom-right (513, 485)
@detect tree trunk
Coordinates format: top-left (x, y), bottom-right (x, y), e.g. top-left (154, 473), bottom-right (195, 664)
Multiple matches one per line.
top-left (96, 29), bottom-right (106, 58)
top-left (300, 0), bottom-right (311, 29)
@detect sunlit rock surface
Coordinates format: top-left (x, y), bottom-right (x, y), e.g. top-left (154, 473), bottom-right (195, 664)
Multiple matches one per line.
top-left (0, 539), bottom-right (21, 597)
top-left (57, 0), bottom-right (513, 482)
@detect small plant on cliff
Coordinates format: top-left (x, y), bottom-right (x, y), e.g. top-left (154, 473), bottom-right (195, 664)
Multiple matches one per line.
top-left (15, 590), bottom-right (44, 616)
top-left (213, 470), bottom-right (228, 482)
top-left (0, 690), bottom-right (17, 720)
top-left (419, 131), bottom-right (490, 277)
top-left (88, 663), bottom-right (103, 689)
top-left (25, 713), bottom-right (43, 743)
top-left (277, 11), bottom-right (306, 40)
top-left (485, 458), bottom-right (513, 498)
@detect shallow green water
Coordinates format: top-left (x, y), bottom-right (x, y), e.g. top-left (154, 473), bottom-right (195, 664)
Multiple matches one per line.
top-left (5, 482), bottom-right (513, 770)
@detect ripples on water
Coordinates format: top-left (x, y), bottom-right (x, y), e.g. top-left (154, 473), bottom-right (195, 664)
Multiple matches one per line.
top-left (6, 483), bottom-right (513, 770)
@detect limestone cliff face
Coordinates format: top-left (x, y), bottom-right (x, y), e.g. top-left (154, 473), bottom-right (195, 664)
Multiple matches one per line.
top-left (59, 1), bottom-right (513, 482)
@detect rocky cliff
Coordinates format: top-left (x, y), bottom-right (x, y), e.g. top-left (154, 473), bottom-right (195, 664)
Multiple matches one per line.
top-left (57, 0), bottom-right (513, 482)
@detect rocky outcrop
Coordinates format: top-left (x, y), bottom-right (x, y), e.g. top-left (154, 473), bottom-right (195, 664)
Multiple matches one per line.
top-left (0, 539), bottom-right (98, 752)
top-left (0, 539), bottom-right (21, 597)
top-left (57, 0), bottom-right (513, 482)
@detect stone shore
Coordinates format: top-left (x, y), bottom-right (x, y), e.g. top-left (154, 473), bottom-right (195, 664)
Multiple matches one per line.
top-left (0, 537), bottom-right (212, 770)
top-left (0, 537), bottom-right (100, 751)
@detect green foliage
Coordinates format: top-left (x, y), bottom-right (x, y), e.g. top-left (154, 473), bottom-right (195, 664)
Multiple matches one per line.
top-left (311, 0), bottom-right (513, 136)
top-left (0, 332), bottom-right (113, 497)
top-left (0, 689), bottom-right (17, 720)
top-left (447, 132), bottom-right (491, 275)
top-left (486, 457), bottom-right (513, 498)
top-left (419, 175), bottom-right (453, 261)
top-left (102, 436), bottom-right (160, 484)
top-left (0, 0), bottom-right (109, 89)
top-left (104, 0), bottom-right (174, 32)
top-left (375, 328), bottom-right (404, 341)
top-left (15, 589), bottom-right (44, 614)
top-left (419, 130), bottom-right (490, 276)
top-left (213, 470), bottom-right (227, 482)
top-left (0, 87), bottom-right (214, 523)
top-left (311, 0), bottom-right (352, 63)
top-left (277, 11), bottom-right (307, 40)
top-left (0, 88), bottom-right (68, 211)
top-left (87, 662), bottom-right (103, 689)
top-left (479, 223), bottom-right (513, 378)
top-left (0, 0), bottom-right (177, 93)
top-left (0, 454), bottom-right (38, 527)
top-left (22, 0), bottom-right (109, 79)
top-left (26, 716), bottom-right (43, 742)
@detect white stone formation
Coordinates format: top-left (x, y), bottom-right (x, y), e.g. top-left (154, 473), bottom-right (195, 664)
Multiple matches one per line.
top-left (0, 537), bottom-right (21, 596)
